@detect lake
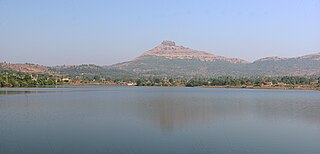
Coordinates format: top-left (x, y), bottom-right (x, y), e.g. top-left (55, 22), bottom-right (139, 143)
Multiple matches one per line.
top-left (0, 87), bottom-right (320, 154)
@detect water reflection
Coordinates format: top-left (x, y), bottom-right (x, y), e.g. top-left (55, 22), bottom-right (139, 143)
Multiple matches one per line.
top-left (0, 87), bottom-right (123, 95)
top-left (136, 95), bottom-right (218, 133)
top-left (1, 87), bottom-right (320, 154)
top-left (0, 90), bottom-right (47, 95)
top-left (134, 89), bottom-right (320, 132)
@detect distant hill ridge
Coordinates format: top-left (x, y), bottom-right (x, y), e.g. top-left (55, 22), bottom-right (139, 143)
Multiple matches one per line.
top-left (254, 52), bottom-right (320, 62)
top-left (0, 62), bottom-right (60, 76)
top-left (111, 41), bottom-right (320, 77)
top-left (1, 41), bottom-right (320, 77)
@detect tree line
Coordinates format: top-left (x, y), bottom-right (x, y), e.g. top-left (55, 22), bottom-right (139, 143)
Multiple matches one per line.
top-left (132, 76), bottom-right (320, 87)
top-left (1, 70), bottom-right (319, 88)
top-left (184, 76), bottom-right (320, 87)
top-left (102, 76), bottom-right (320, 88)
top-left (0, 71), bottom-right (58, 87)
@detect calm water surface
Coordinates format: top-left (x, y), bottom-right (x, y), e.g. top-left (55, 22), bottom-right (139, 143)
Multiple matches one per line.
top-left (0, 87), bottom-right (320, 154)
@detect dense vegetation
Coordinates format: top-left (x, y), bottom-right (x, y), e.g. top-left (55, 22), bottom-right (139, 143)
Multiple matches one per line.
top-left (49, 64), bottom-right (136, 81)
top-left (0, 71), bottom-right (58, 87)
top-left (132, 76), bottom-right (320, 88)
top-left (184, 76), bottom-right (320, 87)
top-left (1, 69), bottom-right (319, 89)
top-left (111, 55), bottom-right (320, 77)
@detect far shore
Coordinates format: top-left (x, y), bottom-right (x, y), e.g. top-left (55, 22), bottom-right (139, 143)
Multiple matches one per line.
top-left (1, 83), bottom-right (319, 91)
top-left (65, 82), bottom-right (320, 91)
top-left (197, 85), bottom-right (320, 91)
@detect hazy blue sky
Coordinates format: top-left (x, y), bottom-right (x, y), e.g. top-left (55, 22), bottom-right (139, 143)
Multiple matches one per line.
top-left (1, 0), bottom-right (319, 65)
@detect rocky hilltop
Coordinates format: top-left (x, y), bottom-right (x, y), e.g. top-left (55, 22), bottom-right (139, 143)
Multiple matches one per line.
top-left (135, 41), bottom-right (248, 64)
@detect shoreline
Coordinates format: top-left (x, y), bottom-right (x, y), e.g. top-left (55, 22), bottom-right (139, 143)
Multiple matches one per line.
top-left (1, 83), bottom-right (319, 91)
top-left (197, 85), bottom-right (320, 91)
top-left (66, 83), bottom-right (320, 91)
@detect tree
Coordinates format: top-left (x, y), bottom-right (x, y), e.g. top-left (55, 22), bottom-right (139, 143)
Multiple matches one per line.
top-left (24, 75), bottom-right (32, 81)
top-left (37, 76), bottom-right (46, 85)
top-left (154, 78), bottom-right (161, 84)
top-left (47, 78), bottom-right (56, 85)
top-left (93, 75), bottom-right (101, 82)
top-left (135, 79), bottom-right (142, 86)
top-left (169, 78), bottom-right (174, 83)
top-left (0, 77), bottom-right (4, 87)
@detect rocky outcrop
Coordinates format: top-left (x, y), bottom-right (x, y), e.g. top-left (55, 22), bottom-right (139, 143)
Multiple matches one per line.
top-left (161, 40), bottom-right (176, 46)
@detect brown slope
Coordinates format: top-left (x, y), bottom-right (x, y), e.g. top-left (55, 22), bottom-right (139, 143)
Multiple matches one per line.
top-left (0, 62), bottom-right (61, 76)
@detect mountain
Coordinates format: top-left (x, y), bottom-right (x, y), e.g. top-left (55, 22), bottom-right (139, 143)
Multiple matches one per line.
top-left (111, 41), bottom-right (250, 77)
top-left (135, 41), bottom-right (248, 64)
top-left (1, 41), bottom-right (320, 77)
top-left (250, 52), bottom-right (320, 76)
top-left (111, 41), bottom-right (320, 77)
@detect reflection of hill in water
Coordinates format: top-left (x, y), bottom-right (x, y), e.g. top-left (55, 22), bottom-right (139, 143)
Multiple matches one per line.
top-left (134, 90), bottom-right (320, 132)
top-left (136, 96), bottom-right (219, 132)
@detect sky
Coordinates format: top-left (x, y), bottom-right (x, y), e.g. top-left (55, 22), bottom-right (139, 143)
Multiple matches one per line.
top-left (0, 0), bottom-right (319, 66)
